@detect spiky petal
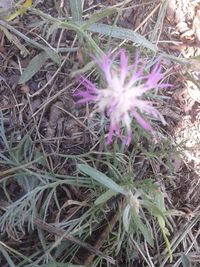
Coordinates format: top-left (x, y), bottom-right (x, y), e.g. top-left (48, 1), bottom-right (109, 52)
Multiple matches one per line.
top-left (75, 50), bottom-right (168, 145)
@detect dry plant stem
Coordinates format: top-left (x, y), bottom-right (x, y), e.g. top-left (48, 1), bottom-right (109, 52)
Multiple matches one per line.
top-left (33, 41), bottom-right (77, 157)
top-left (82, 209), bottom-right (120, 266)
top-left (31, 83), bottom-right (74, 117)
top-left (1, 79), bottom-right (21, 117)
top-left (36, 36), bottom-right (78, 132)
top-left (151, 0), bottom-right (169, 43)
top-left (30, 35), bottom-right (77, 108)
top-left (33, 217), bottom-right (116, 265)
top-left (30, 31), bottom-right (57, 51)
top-left (154, 8), bottom-right (166, 46)
top-left (28, 57), bottom-right (70, 98)
top-left (134, 3), bottom-right (160, 32)
top-left (0, 103), bottom-right (24, 110)
top-left (57, 105), bottom-right (98, 138)
top-left (122, 1), bottom-right (158, 10)
top-left (0, 158), bottom-right (43, 179)
top-left (144, 241), bottom-right (155, 267)
top-left (36, 79), bottom-right (58, 132)
top-left (27, 96), bottom-right (51, 170)
top-left (130, 237), bottom-right (154, 267)
top-left (173, 225), bottom-right (200, 267)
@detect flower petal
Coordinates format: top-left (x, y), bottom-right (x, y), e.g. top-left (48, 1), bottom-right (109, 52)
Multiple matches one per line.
top-left (78, 76), bottom-right (98, 93)
top-left (131, 110), bottom-right (153, 131)
top-left (119, 49), bottom-right (128, 84)
top-left (75, 49), bottom-right (168, 146)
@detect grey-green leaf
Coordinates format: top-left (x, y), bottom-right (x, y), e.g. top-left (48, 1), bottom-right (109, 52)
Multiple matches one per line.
top-left (131, 208), bottom-right (154, 247)
top-left (69, 0), bottom-right (82, 22)
top-left (78, 164), bottom-right (127, 195)
top-left (95, 189), bottom-right (117, 205)
top-left (44, 47), bottom-right (61, 64)
top-left (0, 26), bottom-right (29, 57)
top-left (18, 51), bottom-right (48, 84)
top-left (181, 254), bottom-right (192, 267)
top-left (81, 8), bottom-right (117, 30)
top-left (86, 23), bottom-right (157, 52)
top-left (123, 204), bottom-right (131, 232)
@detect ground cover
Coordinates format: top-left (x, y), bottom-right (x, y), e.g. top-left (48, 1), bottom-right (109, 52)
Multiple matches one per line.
top-left (1, 0), bottom-right (200, 266)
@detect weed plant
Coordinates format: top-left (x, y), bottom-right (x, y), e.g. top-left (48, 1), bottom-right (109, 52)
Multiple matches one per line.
top-left (0, 1), bottom-right (199, 267)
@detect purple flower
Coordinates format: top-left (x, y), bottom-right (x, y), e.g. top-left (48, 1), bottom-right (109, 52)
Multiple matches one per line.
top-left (75, 50), bottom-right (168, 145)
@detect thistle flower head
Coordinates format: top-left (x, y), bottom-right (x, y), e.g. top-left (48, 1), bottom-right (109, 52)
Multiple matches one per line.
top-left (75, 50), bottom-right (168, 145)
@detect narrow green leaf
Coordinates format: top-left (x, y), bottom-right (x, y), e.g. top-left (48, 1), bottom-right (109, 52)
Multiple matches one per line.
top-left (59, 21), bottom-right (103, 56)
top-left (131, 209), bottom-right (154, 247)
top-left (123, 204), bottom-right (131, 232)
top-left (181, 254), bottom-right (192, 267)
top-left (44, 47), bottom-right (61, 64)
top-left (0, 25), bottom-right (29, 56)
top-left (81, 8), bottom-right (117, 30)
top-left (0, 19), bottom-right (60, 62)
top-left (95, 189), bottom-right (117, 205)
top-left (158, 215), bottom-right (172, 262)
top-left (86, 23), bottom-right (157, 52)
top-left (71, 61), bottom-right (96, 77)
top-left (46, 23), bottom-right (59, 40)
top-left (18, 51), bottom-right (48, 84)
top-left (69, 0), bottom-right (82, 21)
top-left (142, 200), bottom-right (165, 218)
top-left (154, 192), bottom-right (166, 212)
top-left (78, 164), bottom-right (127, 195)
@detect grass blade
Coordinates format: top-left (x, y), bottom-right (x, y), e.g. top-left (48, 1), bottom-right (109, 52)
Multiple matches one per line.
top-left (95, 189), bottom-right (117, 205)
top-left (18, 51), bottom-right (49, 84)
top-left (69, 0), bottom-right (82, 21)
top-left (131, 209), bottom-right (154, 247)
top-left (81, 8), bottom-right (117, 30)
top-left (0, 25), bottom-right (29, 56)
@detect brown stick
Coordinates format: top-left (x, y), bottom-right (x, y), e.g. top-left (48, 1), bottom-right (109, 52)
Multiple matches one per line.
top-left (34, 218), bottom-right (116, 265)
